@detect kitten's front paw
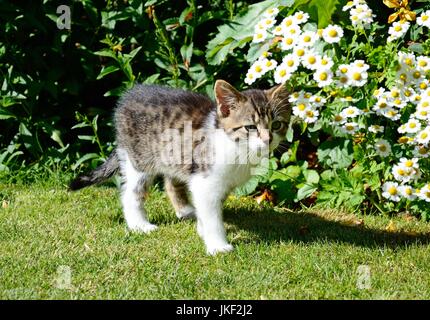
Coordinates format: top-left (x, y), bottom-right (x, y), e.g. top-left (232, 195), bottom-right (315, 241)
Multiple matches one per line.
top-left (206, 243), bottom-right (234, 255)
top-left (128, 223), bottom-right (158, 234)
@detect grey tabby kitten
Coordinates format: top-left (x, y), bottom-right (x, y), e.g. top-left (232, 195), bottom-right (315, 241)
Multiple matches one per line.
top-left (70, 80), bottom-right (291, 255)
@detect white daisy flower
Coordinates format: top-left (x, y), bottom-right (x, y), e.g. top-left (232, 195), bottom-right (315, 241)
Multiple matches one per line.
top-left (417, 10), bottom-right (430, 28)
top-left (292, 102), bottom-right (310, 117)
top-left (292, 46), bottom-right (307, 60)
top-left (303, 108), bottom-right (319, 123)
top-left (375, 139), bottom-right (391, 157)
top-left (416, 56), bottom-right (430, 72)
top-left (274, 62), bottom-right (292, 84)
top-left (381, 108), bottom-right (401, 121)
top-left (280, 36), bottom-right (297, 51)
top-left (331, 114), bottom-right (347, 126)
top-left (260, 58), bottom-right (278, 73)
top-left (388, 21), bottom-right (410, 42)
top-left (403, 118), bottom-right (422, 134)
top-left (313, 68), bottom-right (333, 88)
top-left (416, 127), bottom-right (430, 145)
top-left (282, 54), bottom-right (300, 73)
top-left (309, 95), bottom-right (326, 107)
top-left (322, 24), bottom-right (344, 43)
top-left (293, 11), bottom-right (309, 24)
top-left (281, 16), bottom-right (297, 29)
top-left (319, 56), bottom-right (334, 69)
top-left (373, 87), bottom-right (386, 98)
top-left (418, 184), bottom-right (430, 203)
top-left (369, 125), bottom-right (384, 133)
top-left (272, 24), bottom-right (284, 36)
top-left (347, 66), bottom-right (368, 87)
top-left (284, 24), bottom-right (301, 37)
top-left (253, 29), bottom-right (268, 43)
top-left (263, 7), bottom-right (279, 18)
top-left (340, 122), bottom-right (359, 134)
top-left (398, 185), bottom-right (417, 201)
top-left (259, 18), bottom-right (276, 29)
top-left (382, 181), bottom-right (401, 202)
top-left (413, 145), bottom-right (430, 158)
top-left (341, 106), bottom-right (362, 118)
top-left (299, 31), bottom-right (319, 47)
top-left (249, 60), bottom-right (266, 78)
top-left (302, 51), bottom-right (321, 70)
top-left (399, 158), bottom-right (419, 170)
top-left (245, 71), bottom-right (257, 85)
top-left (414, 108), bottom-right (430, 121)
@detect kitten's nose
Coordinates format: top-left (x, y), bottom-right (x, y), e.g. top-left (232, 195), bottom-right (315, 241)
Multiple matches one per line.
top-left (260, 129), bottom-right (271, 145)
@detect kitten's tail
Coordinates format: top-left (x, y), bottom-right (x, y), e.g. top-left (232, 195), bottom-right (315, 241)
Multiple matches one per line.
top-left (69, 150), bottom-right (119, 191)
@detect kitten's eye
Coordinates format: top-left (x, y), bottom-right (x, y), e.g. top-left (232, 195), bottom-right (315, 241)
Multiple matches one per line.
top-left (244, 125), bottom-right (258, 131)
top-left (271, 121), bottom-right (283, 131)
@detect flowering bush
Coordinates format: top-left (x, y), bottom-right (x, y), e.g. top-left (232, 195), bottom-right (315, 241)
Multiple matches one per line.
top-left (229, 0), bottom-right (430, 219)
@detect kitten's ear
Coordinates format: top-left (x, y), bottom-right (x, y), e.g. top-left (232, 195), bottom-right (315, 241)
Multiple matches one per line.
top-left (214, 80), bottom-right (244, 118)
top-left (266, 84), bottom-right (290, 101)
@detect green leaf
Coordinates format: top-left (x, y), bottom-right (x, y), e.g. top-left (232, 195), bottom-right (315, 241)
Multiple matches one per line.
top-left (304, 169), bottom-right (319, 184)
top-left (97, 65), bottom-right (120, 80)
top-left (72, 153), bottom-right (100, 170)
top-left (318, 138), bottom-right (353, 169)
top-left (296, 184), bottom-right (317, 201)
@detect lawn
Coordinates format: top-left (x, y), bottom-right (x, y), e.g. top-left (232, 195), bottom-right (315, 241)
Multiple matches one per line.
top-left (1, 177), bottom-right (430, 299)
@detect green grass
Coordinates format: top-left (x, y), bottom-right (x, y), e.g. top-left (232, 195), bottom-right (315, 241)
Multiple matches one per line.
top-left (1, 177), bottom-right (430, 299)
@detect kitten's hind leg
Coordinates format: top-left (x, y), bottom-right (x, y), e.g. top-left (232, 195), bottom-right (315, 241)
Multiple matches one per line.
top-left (164, 177), bottom-right (196, 220)
top-left (119, 150), bottom-right (157, 234)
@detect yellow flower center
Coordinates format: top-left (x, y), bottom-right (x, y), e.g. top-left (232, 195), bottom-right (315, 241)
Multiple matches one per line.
top-left (286, 38), bottom-right (293, 45)
top-left (379, 102), bottom-right (387, 109)
top-left (413, 71), bottom-right (421, 79)
top-left (399, 136), bottom-right (409, 144)
top-left (298, 103), bottom-right (306, 111)
top-left (404, 160), bottom-right (414, 168)
top-left (409, 122), bottom-right (416, 128)
top-left (423, 15), bottom-right (429, 21)
top-left (334, 115), bottom-right (343, 122)
top-left (255, 66), bottom-right (262, 73)
top-left (308, 56), bottom-right (316, 64)
top-left (379, 145), bottom-right (387, 152)
top-left (405, 188), bottom-right (413, 196)
top-left (353, 73), bottom-right (362, 81)
top-left (319, 72), bottom-right (328, 81)
top-left (405, 58), bottom-right (413, 66)
top-left (304, 35), bottom-right (311, 42)
top-left (257, 33), bottom-right (263, 39)
top-left (346, 125), bottom-right (354, 131)
top-left (285, 20), bottom-right (293, 27)
top-left (297, 13), bottom-right (303, 19)
top-left (340, 67), bottom-right (348, 73)
top-left (391, 91), bottom-right (399, 98)
top-left (419, 60), bottom-right (428, 67)
top-left (394, 25), bottom-right (402, 32)
top-left (397, 169), bottom-right (406, 176)
top-left (287, 60), bottom-right (294, 67)
top-left (421, 132), bottom-right (429, 139)
top-left (420, 83), bottom-right (428, 90)
top-left (388, 186), bottom-right (397, 195)
top-left (279, 69), bottom-right (287, 77)
top-left (328, 29), bottom-right (338, 37)
top-left (297, 49), bottom-right (305, 56)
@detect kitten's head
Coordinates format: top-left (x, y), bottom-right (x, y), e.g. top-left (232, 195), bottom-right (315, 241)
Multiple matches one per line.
top-left (214, 79), bottom-right (291, 153)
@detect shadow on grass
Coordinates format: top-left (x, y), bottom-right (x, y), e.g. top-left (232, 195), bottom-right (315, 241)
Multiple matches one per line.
top-left (223, 206), bottom-right (430, 249)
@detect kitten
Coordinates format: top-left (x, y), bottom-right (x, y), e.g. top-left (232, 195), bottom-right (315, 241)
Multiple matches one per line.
top-left (70, 80), bottom-right (291, 255)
